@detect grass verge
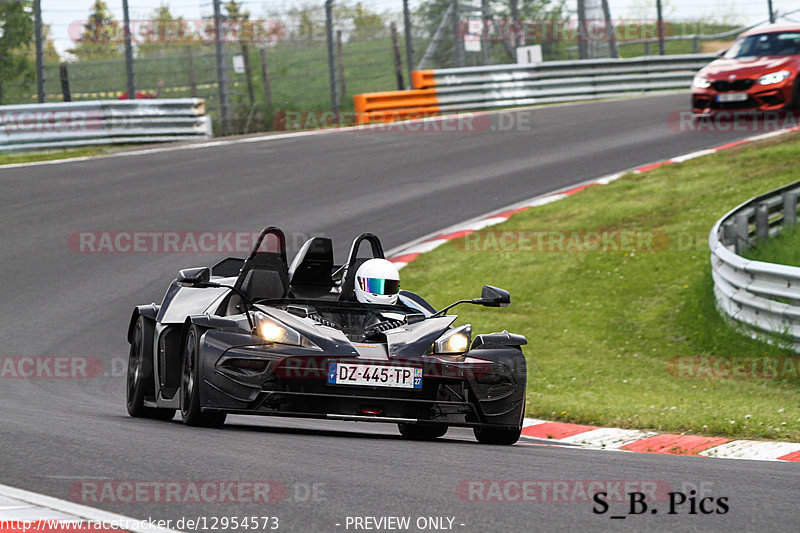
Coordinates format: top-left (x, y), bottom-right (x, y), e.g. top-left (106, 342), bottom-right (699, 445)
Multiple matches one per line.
top-left (0, 146), bottom-right (111, 166)
top-left (743, 222), bottom-right (800, 267)
top-left (401, 132), bottom-right (800, 441)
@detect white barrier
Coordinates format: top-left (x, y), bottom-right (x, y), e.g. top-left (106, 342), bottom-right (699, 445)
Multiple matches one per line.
top-left (0, 99), bottom-right (212, 151)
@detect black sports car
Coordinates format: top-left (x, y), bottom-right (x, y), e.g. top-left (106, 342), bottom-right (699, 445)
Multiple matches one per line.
top-left (125, 227), bottom-right (528, 444)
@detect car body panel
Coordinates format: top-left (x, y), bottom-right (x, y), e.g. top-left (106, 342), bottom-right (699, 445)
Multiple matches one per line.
top-left (691, 25), bottom-right (800, 114)
top-left (127, 229), bottom-right (528, 436)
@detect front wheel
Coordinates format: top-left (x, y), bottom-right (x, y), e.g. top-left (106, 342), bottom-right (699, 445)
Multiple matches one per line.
top-left (180, 325), bottom-right (226, 428)
top-left (398, 423), bottom-right (448, 441)
top-left (473, 426), bottom-right (521, 445)
top-left (126, 316), bottom-right (176, 421)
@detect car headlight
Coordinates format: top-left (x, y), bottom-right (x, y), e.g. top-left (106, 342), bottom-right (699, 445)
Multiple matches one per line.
top-left (693, 76), bottom-right (711, 89)
top-left (433, 324), bottom-right (472, 354)
top-left (253, 313), bottom-right (316, 348)
top-left (758, 70), bottom-right (791, 85)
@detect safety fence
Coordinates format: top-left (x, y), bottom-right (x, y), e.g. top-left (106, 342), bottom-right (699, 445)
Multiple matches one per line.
top-left (354, 54), bottom-right (715, 123)
top-left (0, 99), bottom-right (212, 152)
top-left (709, 179), bottom-right (800, 350)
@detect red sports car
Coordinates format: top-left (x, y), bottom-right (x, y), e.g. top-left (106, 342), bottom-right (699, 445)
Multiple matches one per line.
top-left (692, 24), bottom-right (800, 115)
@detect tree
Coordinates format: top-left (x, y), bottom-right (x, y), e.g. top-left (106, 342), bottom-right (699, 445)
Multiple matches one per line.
top-left (69, 0), bottom-right (121, 61)
top-left (342, 2), bottom-right (387, 41)
top-left (41, 24), bottom-right (60, 63)
top-left (0, 1), bottom-right (35, 104)
top-left (27, 23), bottom-right (59, 64)
top-left (287, 3), bottom-right (326, 42)
top-left (138, 4), bottom-right (192, 57)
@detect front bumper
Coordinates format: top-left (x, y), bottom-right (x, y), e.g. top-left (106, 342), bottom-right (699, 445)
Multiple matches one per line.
top-left (692, 79), bottom-right (795, 114)
top-left (197, 334), bottom-right (527, 429)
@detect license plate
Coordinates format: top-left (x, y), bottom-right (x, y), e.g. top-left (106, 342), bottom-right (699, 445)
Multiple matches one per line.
top-left (717, 93), bottom-right (748, 102)
top-left (327, 363), bottom-right (422, 389)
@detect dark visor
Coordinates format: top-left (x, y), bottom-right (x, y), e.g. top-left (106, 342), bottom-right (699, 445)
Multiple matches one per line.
top-left (358, 277), bottom-right (400, 295)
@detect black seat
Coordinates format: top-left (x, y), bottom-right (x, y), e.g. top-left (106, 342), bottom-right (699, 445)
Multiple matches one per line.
top-left (226, 228), bottom-right (289, 314)
top-left (240, 259), bottom-right (288, 301)
top-left (289, 237), bottom-right (335, 299)
top-left (338, 233), bottom-right (385, 302)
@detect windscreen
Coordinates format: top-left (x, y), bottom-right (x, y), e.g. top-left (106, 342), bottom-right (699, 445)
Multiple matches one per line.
top-left (725, 32), bottom-right (800, 58)
top-left (268, 300), bottom-right (422, 340)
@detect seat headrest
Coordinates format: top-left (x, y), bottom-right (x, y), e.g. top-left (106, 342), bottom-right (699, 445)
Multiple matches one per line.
top-left (289, 237), bottom-right (334, 288)
top-left (241, 268), bottom-right (286, 301)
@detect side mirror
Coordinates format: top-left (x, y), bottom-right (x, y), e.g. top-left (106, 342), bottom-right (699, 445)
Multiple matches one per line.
top-left (477, 285), bottom-right (510, 307)
top-left (177, 267), bottom-right (211, 287)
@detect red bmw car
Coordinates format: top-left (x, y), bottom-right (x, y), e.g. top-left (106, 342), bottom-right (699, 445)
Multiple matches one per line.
top-left (692, 24), bottom-right (800, 115)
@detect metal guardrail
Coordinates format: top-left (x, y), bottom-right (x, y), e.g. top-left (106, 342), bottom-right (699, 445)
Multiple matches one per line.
top-left (354, 54), bottom-right (715, 123)
top-left (0, 99), bottom-right (212, 152)
top-left (709, 179), bottom-right (800, 348)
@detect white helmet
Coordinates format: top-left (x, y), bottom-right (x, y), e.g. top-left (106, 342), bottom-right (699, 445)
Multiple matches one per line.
top-left (355, 259), bottom-right (400, 305)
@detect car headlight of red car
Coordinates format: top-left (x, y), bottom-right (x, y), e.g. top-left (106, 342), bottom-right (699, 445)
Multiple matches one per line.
top-left (693, 75), bottom-right (711, 89)
top-left (758, 70), bottom-right (791, 85)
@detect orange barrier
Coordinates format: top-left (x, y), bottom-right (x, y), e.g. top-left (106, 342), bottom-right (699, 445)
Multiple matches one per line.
top-left (411, 70), bottom-right (437, 89)
top-left (353, 87), bottom-right (439, 124)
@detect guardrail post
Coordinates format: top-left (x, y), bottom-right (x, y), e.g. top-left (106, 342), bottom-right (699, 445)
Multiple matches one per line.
top-left (390, 23), bottom-right (404, 90)
top-left (692, 36), bottom-right (700, 54)
top-left (734, 212), bottom-right (750, 253)
top-left (783, 190), bottom-right (798, 228)
top-left (755, 203), bottom-right (769, 241)
top-left (722, 220), bottom-right (736, 247)
top-left (33, 0), bottom-right (45, 103)
top-left (452, 0), bottom-right (464, 67)
top-left (213, 0), bottom-right (231, 135)
top-left (59, 63), bottom-right (71, 102)
top-left (325, 0), bottom-right (340, 122)
top-left (260, 48), bottom-right (272, 108)
top-left (402, 0), bottom-right (415, 87)
top-left (122, 0), bottom-right (136, 99)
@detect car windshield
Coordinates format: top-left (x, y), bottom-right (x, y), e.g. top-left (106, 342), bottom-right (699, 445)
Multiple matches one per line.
top-left (725, 31), bottom-right (800, 58)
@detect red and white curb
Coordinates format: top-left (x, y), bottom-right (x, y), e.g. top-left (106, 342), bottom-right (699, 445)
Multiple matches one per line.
top-left (0, 483), bottom-right (177, 533)
top-left (520, 419), bottom-right (800, 462)
top-left (386, 127), bottom-right (800, 462)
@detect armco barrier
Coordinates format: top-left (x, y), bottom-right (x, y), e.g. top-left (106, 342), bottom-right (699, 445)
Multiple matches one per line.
top-left (0, 99), bottom-right (212, 151)
top-left (354, 54), bottom-right (715, 123)
top-left (709, 179), bottom-right (800, 349)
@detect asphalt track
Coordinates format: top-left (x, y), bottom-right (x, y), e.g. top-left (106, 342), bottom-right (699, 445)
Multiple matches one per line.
top-left (1, 93), bottom-right (797, 532)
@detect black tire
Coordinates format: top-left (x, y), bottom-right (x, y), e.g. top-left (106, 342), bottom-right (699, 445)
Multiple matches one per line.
top-left (180, 325), bottom-right (226, 428)
top-left (126, 316), bottom-right (176, 421)
top-left (398, 423), bottom-right (448, 441)
top-left (473, 426), bottom-right (521, 445)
